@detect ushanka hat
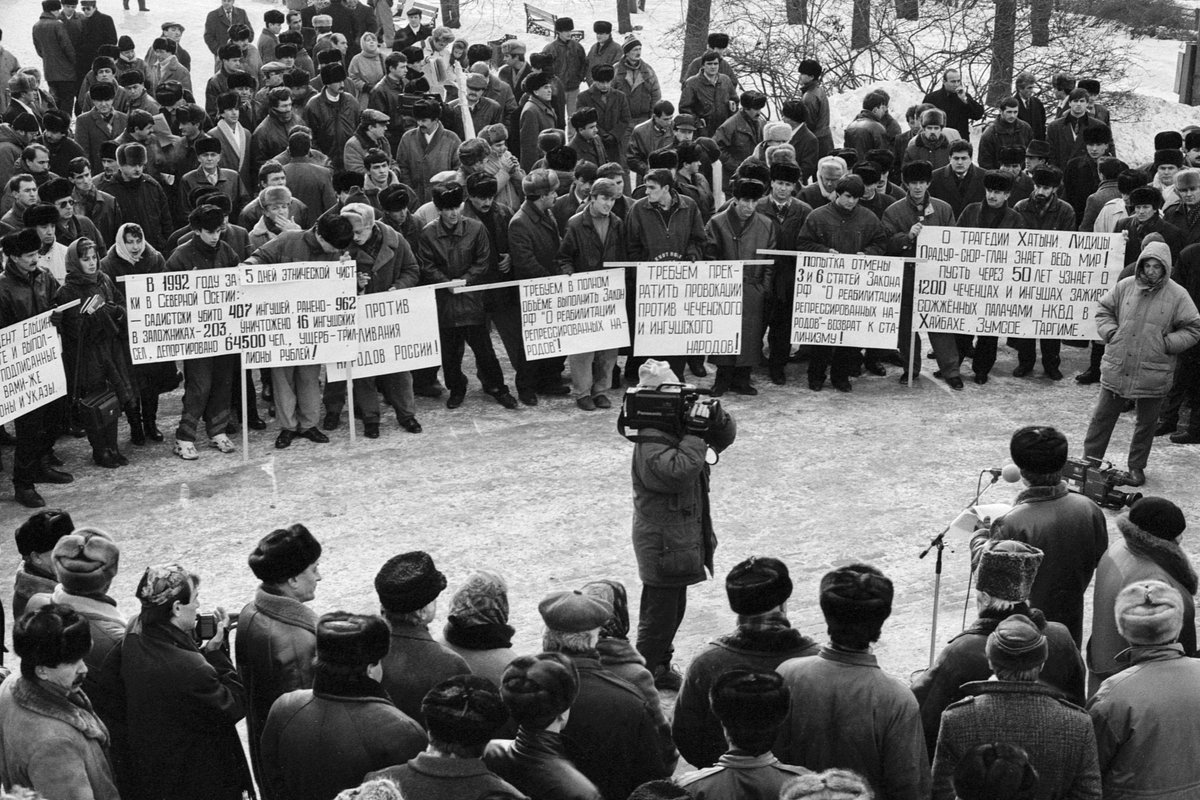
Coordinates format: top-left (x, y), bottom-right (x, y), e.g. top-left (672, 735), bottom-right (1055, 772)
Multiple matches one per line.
top-left (1116, 580), bottom-right (1185, 644)
top-left (422, 675), bottom-right (508, 745)
top-left (316, 612), bottom-right (390, 666)
top-left (53, 527), bottom-right (119, 596)
top-left (975, 540), bottom-right (1043, 602)
top-left (726, 556), bottom-right (793, 614)
top-left (501, 652), bottom-right (579, 726)
top-left (375, 550), bottom-right (447, 612)
top-left (1009, 425), bottom-right (1068, 472)
top-left (16, 509), bottom-right (74, 557)
top-left (710, 669), bottom-right (790, 730)
top-left (249, 524), bottom-right (322, 583)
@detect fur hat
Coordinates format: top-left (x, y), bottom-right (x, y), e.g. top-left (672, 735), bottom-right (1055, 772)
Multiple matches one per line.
top-left (726, 556), bottom-right (793, 615)
top-left (591, 63), bottom-right (615, 82)
top-left (227, 72), bottom-right (255, 90)
top-left (312, 13), bottom-right (333, 27)
top-left (901, 160), bottom-right (933, 183)
top-left (1077, 78), bottom-right (1101, 94)
top-left (1154, 148), bottom-right (1184, 168)
top-left (523, 71), bottom-right (553, 94)
top-left (983, 170), bottom-right (1014, 192)
top-left (770, 161), bottom-right (801, 184)
top-left (707, 32), bottom-right (730, 48)
top-left (985, 613), bottom-right (1048, 671)
top-left (99, 141), bottom-right (119, 161)
top-left (317, 49), bottom-right (344, 66)
top-left (116, 142), bottom-right (148, 167)
top-left (92, 56), bottom-right (116, 73)
top-left (819, 563), bottom-right (893, 632)
top-left (218, 43), bottom-right (242, 61)
top-left (538, 589), bottom-right (611, 632)
top-left (190, 204), bottom-right (226, 232)
top-left (1154, 130), bottom-right (1184, 150)
top-left (646, 149), bottom-right (678, 170)
top-left (374, 551), bottom-right (447, 613)
top-left (1009, 425), bottom-right (1068, 473)
top-left (920, 108), bottom-right (946, 128)
top-left (1185, 130), bottom-right (1200, 151)
top-left (1, 228), bottom-right (42, 258)
top-left (976, 540), bottom-right (1043, 602)
top-left (1125, 496), bottom-right (1187, 540)
top-left (379, 184), bottom-right (412, 211)
top-left (249, 524), bottom-right (322, 583)
top-left (554, 16), bottom-right (574, 32)
top-left (1025, 139), bottom-right (1051, 159)
top-left (594, 20), bottom-right (613, 33)
top-left (152, 37), bottom-right (175, 53)
top-left (117, 70), bottom-right (144, 88)
top-left (537, 129), bottom-right (565, 152)
top-left (1175, 167), bottom-right (1200, 189)
top-left (89, 82), bottom-right (116, 102)
top-left (1115, 580), bottom-right (1184, 645)
top-left (320, 63), bottom-right (347, 85)
top-left (570, 107), bottom-right (598, 130)
top-left (501, 652), bottom-right (579, 726)
top-left (545, 145), bottom-right (577, 172)
top-left (522, 168), bottom-right (560, 197)
top-left (38, 177), bottom-right (74, 204)
top-left (529, 52), bottom-right (555, 70)
top-left (1082, 125), bottom-right (1112, 146)
top-left (422, 675), bottom-right (509, 746)
top-left (412, 98), bottom-right (441, 121)
top-left (316, 612), bottom-right (390, 666)
top-left (740, 90), bottom-right (767, 110)
top-left (1129, 185), bottom-right (1164, 209)
top-left (998, 145), bottom-right (1026, 166)
top-left (709, 669), bottom-right (790, 731)
top-left (732, 177), bottom-right (765, 201)
top-left (637, 358), bottom-right (679, 388)
top-left (1030, 164), bottom-right (1062, 188)
top-left (195, 135), bottom-right (222, 156)
top-left (16, 509), bottom-right (74, 557)
top-left (53, 528), bottom-right (119, 596)
top-left (852, 162), bottom-right (880, 185)
top-left (154, 81), bottom-right (184, 106)
top-left (465, 173), bottom-right (498, 198)
top-left (259, 186), bottom-right (293, 208)
top-left (23, 204), bottom-right (60, 228)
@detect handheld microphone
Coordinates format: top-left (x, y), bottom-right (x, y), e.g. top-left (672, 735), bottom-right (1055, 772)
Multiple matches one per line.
top-left (985, 464), bottom-right (1022, 483)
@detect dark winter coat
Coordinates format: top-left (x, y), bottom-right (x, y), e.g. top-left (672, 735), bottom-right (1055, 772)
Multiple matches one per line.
top-left (518, 95), bottom-right (558, 172)
top-left (557, 207), bottom-right (625, 274)
top-left (932, 681), bottom-right (1100, 800)
top-left (797, 202), bottom-right (888, 256)
top-left (568, 133), bottom-right (609, 176)
top-left (1161, 202), bottom-right (1200, 248)
top-left (1087, 644), bottom-right (1200, 798)
top-left (1018, 94), bottom-right (1047, 141)
top-left (261, 673), bottom-right (427, 800)
top-left (978, 117), bottom-right (1033, 169)
top-left (713, 111), bottom-right (763, 182)
top-left (102, 618), bottom-right (253, 800)
top-left (57, 214), bottom-right (106, 256)
top-left (74, 110), bottom-right (128, 173)
top-left (1096, 241), bottom-right (1200, 398)
top-left (180, 168), bottom-right (248, 218)
top-left (304, 92), bottom-right (361, 170)
top-left (576, 87), bottom-right (631, 164)
top-left (354, 221), bottom-right (421, 292)
top-left (800, 81), bottom-right (831, 150)
top-left (32, 13), bottom-right (76, 83)
top-left (757, 196), bottom-right (812, 296)
top-left (368, 752), bottom-right (527, 800)
top-left (1114, 214), bottom-right (1185, 265)
top-left (775, 646), bottom-right (930, 800)
top-left (417, 215), bottom-right (492, 327)
top-left (234, 588), bottom-right (318, 800)
top-left (882, 196), bottom-right (955, 257)
top-left (929, 164), bottom-right (986, 219)
top-left (704, 207), bottom-right (775, 366)
top-left (0, 674), bottom-right (119, 800)
top-left (25, 588), bottom-right (127, 709)
top-left (611, 59), bottom-right (660, 124)
top-left (625, 191), bottom-right (707, 262)
top-left (1014, 195), bottom-right (1077, 231)
top-left (843, 111), bottom-right (888, 160)
top-left (0, 262), bottom-right (59, 327)
top-left (245, 228), bottom-right (340, 265)
top-left (104, 173), bottom-right (173, 251)
top-left (789, 124), bottom-right (821, 184)
top-left (484, 728), bottom-right (604, 800)
top-left (395, 124), bottom-right (461, 204)
top-left (77, 11), bottom-right (117, 81)
top-left (447, 96), bottom-right (503, 142)
top-left (674, 624), bottom-right (819, 769)
top-left (1063, 155), bottom-right (1102, 226)
top-left (956, 201), bottom-right (1025, 230)
top-left (542, 37), bottom-right (588, 92)
top-left (627, 118), bottom-right (674, 176)
top-left (921, 87), bottom-right (985, 140)
top-left (509, 199), bottom-right (562, 279)
top-left (986, 483), bottom-right (1110, 646)
top-left (632, 421), bottom-right (736, 588)
top-left (903, 133), bottom-right (952, 170)
top-left (1080, 178), bottom-right (1121, 233)
top-left (679, 74), bottom-right (737, 137)
top-left (282, 159), bottom-right (337, 220)
top-left (203, 5), bottom-right (253, 56)
top-left (378, 619), bottom-right (471, 726)
top-left (677, 752), bottom-right (813, 800)
top-left (55, 271), bottom-right (136, 404)
top-left (562, 655), bottom-right (675, 800)
top-left (1046, 113), bottom-right (1112, 168)
top-left (912, 605), bottom-right (1085, 759)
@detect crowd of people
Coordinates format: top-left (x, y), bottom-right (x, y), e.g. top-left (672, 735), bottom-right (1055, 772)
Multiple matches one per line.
top-left (1, 421), bottom-right (1198, 800)
top-left (1, 0), bottom-right (1198, 507)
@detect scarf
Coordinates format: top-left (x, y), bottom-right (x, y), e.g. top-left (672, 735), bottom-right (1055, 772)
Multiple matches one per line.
top-left (442, 620), bottom-right (515, 650)
top-left (1120, 517), bottom-right (1199, 594)
top-left (64, 238), bottom-right (100, 287)
top-left (113, 222), bottom-right (150, 266)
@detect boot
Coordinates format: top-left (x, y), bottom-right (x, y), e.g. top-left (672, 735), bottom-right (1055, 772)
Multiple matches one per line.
top-left (141, 393), bottom-right (164, 442)
top-left (126, 404), bottom-right (145, 446)
top-left (711, 367), bottom-right (733, 397)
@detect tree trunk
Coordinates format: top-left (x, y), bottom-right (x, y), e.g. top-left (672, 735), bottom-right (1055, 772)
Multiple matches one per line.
top-left (618, 0), bottom-right (633, 34)
top-left (1030, 0), bottom-right (1050, 45)
top-left (851, 0), bottom-right (871, 49)
top-left (894, 0), bottom-right (918, 21)
top-left (988, 0), bottom-right (1016, 105)
top-left (679, 0), bottom-right (712, 85)
top-left (441, 0), bottom-right (460, 28)
top-left (786, 0), bottom-right (807, 25)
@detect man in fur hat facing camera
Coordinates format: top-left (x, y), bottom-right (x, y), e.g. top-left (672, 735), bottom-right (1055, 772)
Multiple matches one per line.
top-left (630, 359), bottom-right (735, 692)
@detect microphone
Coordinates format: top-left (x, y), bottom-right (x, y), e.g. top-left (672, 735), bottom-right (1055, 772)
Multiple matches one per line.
top-left (984, 464), bottom-right (1022, 483)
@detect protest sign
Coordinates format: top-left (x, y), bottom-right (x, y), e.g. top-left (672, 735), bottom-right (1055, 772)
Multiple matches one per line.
top-left (237, 261), bottom-right (358, 367)
top-left (0, 307), bottom-right (69, 426)
top-left (326, 287), bottom-right (443, 381)
top-left (519, 268), bottom-right (629, 358)
top-left (632, 261), bottom-right (744, 356)
top-left (913, 226), bottom-right (1124, 340)
top-left (121, 268), bottom-right (242, 364)
top-left (787, 252), bottom-right (905, 349)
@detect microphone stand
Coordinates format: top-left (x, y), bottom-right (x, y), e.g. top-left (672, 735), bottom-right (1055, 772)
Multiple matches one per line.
top-left (919, 470), bottom-right (1003, 668)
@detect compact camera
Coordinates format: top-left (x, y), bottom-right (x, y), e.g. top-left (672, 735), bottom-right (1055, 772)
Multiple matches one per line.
top-left (1062, 456), bottom-right (1143, 509)
top-left (195, 611), bottom-right (239, 641)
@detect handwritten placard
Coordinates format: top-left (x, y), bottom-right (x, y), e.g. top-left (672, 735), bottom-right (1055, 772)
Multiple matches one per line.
top-left (633, 261), bottom-right (744, 356)
top-left (519, 268), bottom-right (629, 358)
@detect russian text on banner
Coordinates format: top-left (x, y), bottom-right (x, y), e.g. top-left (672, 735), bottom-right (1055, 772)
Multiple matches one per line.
top-left (0, 307), bottom-right (69, 426)
top-left (238, 260), bottom-right (358, 367)
top-left (121, 268), bottom-right (243, 364)
top-left (913, 226), bottom-right (1124, 340)
top-left (326, 286), bottom-right (443, 381)
top-left (786, 252), bottom-right (905, 348)
top-left (520, 268), bottom-right (629, 359)
top-left (633, 261), bottom-right (744, 356)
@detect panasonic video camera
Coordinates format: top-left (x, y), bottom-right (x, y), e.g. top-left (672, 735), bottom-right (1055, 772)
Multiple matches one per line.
top-left (617, 383), bottom-right (724, 441)
top-left (1062, 456), bottom-right (1142, 509)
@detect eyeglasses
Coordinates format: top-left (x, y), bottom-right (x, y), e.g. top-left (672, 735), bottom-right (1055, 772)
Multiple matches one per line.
top-left (55, 199), bottom-right (75, 208)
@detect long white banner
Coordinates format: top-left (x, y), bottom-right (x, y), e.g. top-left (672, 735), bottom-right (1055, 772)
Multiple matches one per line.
top-left (326, 287), bottom-right (443, 381)
top-left (520, 268), bottom-right (629, 358)
top-left (789, 253), bottom-right (905, 349)
top-left (633, 261), bottom-right (744, 356)
top-left (913, 226), bottom-right (1124, 340)
top-left (0, 308), bottom-right (69, 426)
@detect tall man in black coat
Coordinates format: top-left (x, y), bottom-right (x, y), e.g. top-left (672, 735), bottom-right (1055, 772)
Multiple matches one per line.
top-left (1014, 72), bottom-right (1047, 141)
top-left (922, 69), bottom-right (985, 141)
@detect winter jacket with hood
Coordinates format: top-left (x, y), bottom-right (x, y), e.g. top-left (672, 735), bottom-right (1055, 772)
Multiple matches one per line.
top-left (1097, 239), bottom-right (1200, 398)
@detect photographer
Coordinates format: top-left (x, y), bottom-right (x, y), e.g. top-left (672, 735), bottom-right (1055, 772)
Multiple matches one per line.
top-left (630, 359), bottom-right (736, 691)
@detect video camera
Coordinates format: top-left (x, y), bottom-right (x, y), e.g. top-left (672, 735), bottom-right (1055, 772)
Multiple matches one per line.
top-left (1062, 456), bottom-right (1142, 509)
top-left (617, 383), bottom-right (725, 441)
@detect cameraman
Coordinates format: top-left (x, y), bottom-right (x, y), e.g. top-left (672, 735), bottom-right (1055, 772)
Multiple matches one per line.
top-left (630, 359), bottom-right (736, 691)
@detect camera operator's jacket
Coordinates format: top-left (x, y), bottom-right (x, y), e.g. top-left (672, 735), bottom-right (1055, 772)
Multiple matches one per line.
top-left (631, 420), bottom-right (736, 587)
top-left (1096, 240), bottom-right (1200, 398)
